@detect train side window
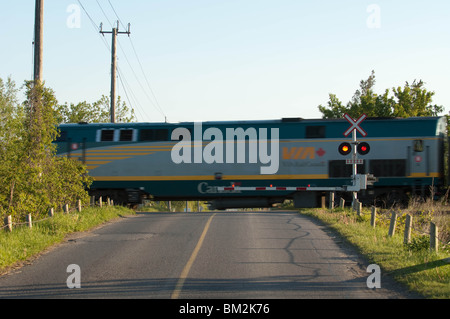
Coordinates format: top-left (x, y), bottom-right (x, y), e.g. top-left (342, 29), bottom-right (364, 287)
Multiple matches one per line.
top-left (305, 126), bottom-right (325, 138)
top-left (100, 129), bottom-right (115, 141)
top-left (119, 129), bottom-right (134, 141)
top-left (140, 129), bottom-right (169, 141)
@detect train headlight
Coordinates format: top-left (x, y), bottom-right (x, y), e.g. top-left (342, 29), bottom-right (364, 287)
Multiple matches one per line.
top-left (357, 142), bottom-right (370, 155)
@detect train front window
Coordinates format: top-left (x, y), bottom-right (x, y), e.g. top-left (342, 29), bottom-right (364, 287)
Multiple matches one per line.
top-left (140, 129), bottom-right (169, 141)
top-left (100, 129), bottom-right (115, 141)
top-left (119, 129), bottom-right (134, 141)
top-left (305, 126), bottom-right (326, 138)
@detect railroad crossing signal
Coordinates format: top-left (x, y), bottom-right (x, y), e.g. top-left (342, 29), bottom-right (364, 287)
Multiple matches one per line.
top-left (339, 114), bottom-right (370, 157)
top-left (344, 113), bottom-right (368, 137)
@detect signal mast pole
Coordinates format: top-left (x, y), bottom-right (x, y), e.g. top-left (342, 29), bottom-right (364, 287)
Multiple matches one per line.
top-left (351, 129), bottom-right (358, 208)
top-left (100, 21), bottom-right (130, 123)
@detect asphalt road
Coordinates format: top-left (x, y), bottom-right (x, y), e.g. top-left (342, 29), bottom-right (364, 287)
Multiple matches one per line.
top-left (0, 211), bottom-right (415, 299)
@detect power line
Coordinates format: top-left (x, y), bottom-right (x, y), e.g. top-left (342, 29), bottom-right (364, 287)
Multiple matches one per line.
top-left (77, 0), bottom-right (110, 51)
top-left (128, 38), bottom-right (166, 119)
top-left (107, 0), bottom-right (167, 121)
top-left (108, 0), bottom-right (127, 30)
top-left (117, 66), bottom-right (150, 121)
top-left (96, 0), bottom-right (153, 122)
top-left (96, 0), bottom-right (113, 27)
top-left (78, 0), bottom-right (167, 122)
top-left (79, 0), bottom-right (139, 120)
top-left (117, 39), bottom-right (166, 119)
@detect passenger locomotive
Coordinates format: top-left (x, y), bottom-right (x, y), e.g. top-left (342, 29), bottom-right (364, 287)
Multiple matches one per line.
top-left (54, 116), bottom-right (448, 209)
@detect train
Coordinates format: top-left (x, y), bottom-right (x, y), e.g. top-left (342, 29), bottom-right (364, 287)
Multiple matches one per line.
top-left (54, 116), bottom-right (448, 209)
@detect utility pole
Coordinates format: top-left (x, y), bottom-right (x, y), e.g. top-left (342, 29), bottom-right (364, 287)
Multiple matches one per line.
top-left (34, 0), bottom-right (44, 84)
top-left (100, 21), bottom-right (130, 123)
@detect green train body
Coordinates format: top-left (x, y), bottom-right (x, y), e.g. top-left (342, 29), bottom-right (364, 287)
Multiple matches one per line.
top-left (55, 116), bottom-right (447, 209)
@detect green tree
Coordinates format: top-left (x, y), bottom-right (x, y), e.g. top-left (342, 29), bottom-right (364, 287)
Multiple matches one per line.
top-left (391, 80), bottom-right (443, 117)
top-left (0, 77), bottom-right (24, 217)
top-left (318, 71), bottom-right (443, 119)
top-left (0, 77), bottom-right (91, 222)
top-left (57, 95), bottom-right (136, 124)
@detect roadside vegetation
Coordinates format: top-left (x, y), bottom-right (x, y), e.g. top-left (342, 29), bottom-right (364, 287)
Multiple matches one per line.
top-left (0, 206), bottom-right (135, 274)
top-left (297, 198), bottom-right (450, 299)
top-left (0, 78), bottom-right (92, 225)
top-left (0, 76), bottom-right (137, 275)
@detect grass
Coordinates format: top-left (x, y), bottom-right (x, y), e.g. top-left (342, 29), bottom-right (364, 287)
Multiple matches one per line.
top-left (0, 206), bottom-right (135, 273)
top-left (299, 203), bottom-right (450, 299)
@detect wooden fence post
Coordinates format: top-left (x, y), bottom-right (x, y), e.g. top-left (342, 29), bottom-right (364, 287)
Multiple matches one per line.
top-left (370, 206), bottom-right (376, 228)
top-left (404, 214), bottom-right (412, 244)
top-left (403, 214), bottom-right (412, 244)
top-left (77, 200), bottom-right (82, 212)
top-left (5, 215), bottom-right (12, 232)
top-left (48, 207), bottom-right (54, 217)
top-left (90, 196), bottom-right (95, 207)
top-left (339, 198), bottom-right (345, 209)
top-left (388, 211), bottom-right (397, 237)
top-left (63, 204), bottom-right (69, 214)
top-left (430, 222), bottom-right (439, 252)
top-left (99, 196), bottom-right (102, 208)
top-left (27, 214), bottom-right (32, 229)
top-left (356, 201), bottom-right (362, 216)
top-left (329, 192), bottom-right (335, 210)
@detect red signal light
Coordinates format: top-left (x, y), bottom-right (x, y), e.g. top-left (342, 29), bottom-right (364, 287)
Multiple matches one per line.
top-left (357, 142), bottom-right (370, 155)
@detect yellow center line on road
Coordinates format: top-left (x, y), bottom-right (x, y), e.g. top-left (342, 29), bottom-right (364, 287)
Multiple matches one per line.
top-left (171, 213), bottom-right (216, 299)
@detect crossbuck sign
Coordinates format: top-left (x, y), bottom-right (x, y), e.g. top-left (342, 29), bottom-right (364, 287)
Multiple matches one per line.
top-left (344, 113), bottom-right (367, 137)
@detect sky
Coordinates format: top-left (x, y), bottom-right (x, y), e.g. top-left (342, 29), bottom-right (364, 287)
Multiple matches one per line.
top-left (1, 0), bottom-right (449, 123)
